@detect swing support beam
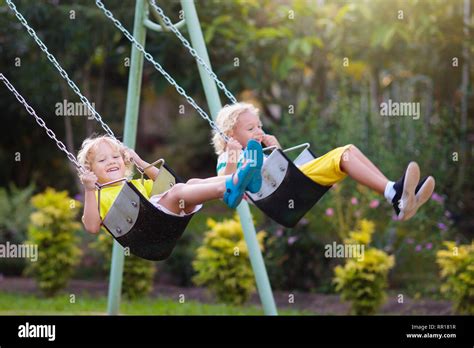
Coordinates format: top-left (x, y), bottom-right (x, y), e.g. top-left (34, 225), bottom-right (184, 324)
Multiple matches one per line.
top-left (107, 0), bottom-right (277, 315)
top-left (107, 0), bottom-right (147, 315)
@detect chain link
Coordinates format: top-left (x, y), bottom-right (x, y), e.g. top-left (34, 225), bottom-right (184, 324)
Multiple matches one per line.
top-left (4, 1), bottom-right (158, 174)
top-left (7, 0), bottom-right (230, 143)
top-left (149, 0), bottom-right (238, 105)
top-left (95, 0), bottom-right (230, 143)
top-left (5, 0), bottom-right (116, 139)
top-left (0, 73), bottom-right (85, 173)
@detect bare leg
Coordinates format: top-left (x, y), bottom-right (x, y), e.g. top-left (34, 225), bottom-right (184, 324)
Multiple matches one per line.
top-left (186, 176), bottom-right (227, 185)
top-left (349, 145), bottom-right (388, 181)
top-left (340, 146), bottom-right (388, 194)
top-left (159, 177), bottom-right (228, 214)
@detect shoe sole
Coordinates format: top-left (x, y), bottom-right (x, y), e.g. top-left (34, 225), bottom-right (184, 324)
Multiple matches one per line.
top-left (403, 176), bottom-right (436, 221)
top-left (225, 164), bottom-right (258, 208)
top-left (398, 161), bottom-right (420, 221)
top-left (225, 142), bottom-right (263, 208)
top-left (245, 140), bottom-right (264, 193)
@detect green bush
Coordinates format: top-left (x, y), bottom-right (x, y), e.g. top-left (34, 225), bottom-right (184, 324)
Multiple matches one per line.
top-left (0, 183), bottom-right (35, 243)
top-left (90, 232), bottom-right (156, 300)
top-left (333, 219), bottom-right (395, 315)
top-left (0, 183), bottom-right (35, 275)
top-left (121, 254), bottom-right (156, 300)
top-left (26, 188), bottom-right (83, 297)
top-left (436, 241), bottom-right (474, 315)
top-left (192, 215), bottom-right (266, 305)
top-left (264, 218), bottom-right (334, 292)
top-left (158, 210), bottom-right (219, 287)
top-left (321, 178), bottom-right (455, 297)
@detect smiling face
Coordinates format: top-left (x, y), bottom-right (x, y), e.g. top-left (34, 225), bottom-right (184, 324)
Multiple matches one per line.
top-left (90, 140), bottom-right (126, 184)
top-left (230, 110), bottom-right (264, 148)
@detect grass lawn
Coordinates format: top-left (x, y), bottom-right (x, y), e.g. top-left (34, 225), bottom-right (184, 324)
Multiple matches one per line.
top-left (0, 292), bottom-right (312, 315)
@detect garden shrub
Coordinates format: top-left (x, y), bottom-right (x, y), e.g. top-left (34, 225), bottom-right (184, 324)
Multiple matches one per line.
top-left (121, 254), bottom-right (156, 300)
top-left (333, 219), bottom-right (395, 315)
top-left (323, 180), bottom-right (455, 297)
top-left (264, 218), bottom-right (334, 292)
top-left (436, 241), bottom-right (474, 314)
top-left (0, 183), bottom-right (35, 275)
top-left (0, 183), bottom-right (35, 243)
top-left (192, 215), bottom-right (266, 305)
top-left (26, 188), bottom-right (82, 297)
top-left (90, 232), bottom-right (156, 300)
top-left (158, 211), bottom-right (217, 287)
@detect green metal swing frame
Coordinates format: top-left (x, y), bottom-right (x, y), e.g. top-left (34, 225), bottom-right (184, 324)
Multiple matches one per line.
top-left (108, 0), bottom-right (278, 316)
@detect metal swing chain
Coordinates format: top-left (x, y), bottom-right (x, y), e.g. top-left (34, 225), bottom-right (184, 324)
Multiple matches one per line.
top-left (148, 0), bottom-right (238, 105)
top-left (6, 0), bottom-right (149, 174)
top-left (0, 73), bottom-right (85, 173)
top-left (5, 0), bottom-right (116, 139)
top-left (95, 0), bottom-right (230, 143)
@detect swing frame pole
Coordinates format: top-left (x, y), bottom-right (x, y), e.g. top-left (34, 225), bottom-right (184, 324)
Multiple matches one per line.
top-left (107, 0), bottom-right (278, 316)
top-left (180, 0), bottom-right (278, 315)
top-left (107, 0), bottom-right (148, 315)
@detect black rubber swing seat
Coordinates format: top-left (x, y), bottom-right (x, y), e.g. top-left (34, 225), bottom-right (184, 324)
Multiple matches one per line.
top-left (99, 163), bottom-right (194, 261)
top-left (246, 144), bottom-right (331, 228)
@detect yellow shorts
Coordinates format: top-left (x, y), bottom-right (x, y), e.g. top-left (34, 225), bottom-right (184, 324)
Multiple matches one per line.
top-left (298, 144), bottom-right (353, 186)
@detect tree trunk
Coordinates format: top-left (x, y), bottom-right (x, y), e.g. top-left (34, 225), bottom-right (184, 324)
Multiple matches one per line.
top-left (82, 65), bottom-right (94, 137)
top-left (360, 80), bottom-right (369, 150)
top-left (369, 68), bottom-right (379, 119)
top-left (59, 79), bottom-right (83, 194)
top-left (457, 0), bottom-right (470, 191)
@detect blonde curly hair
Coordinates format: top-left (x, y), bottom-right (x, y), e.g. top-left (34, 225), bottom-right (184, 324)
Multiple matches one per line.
top-left (77, 134), bottom-right (133, 178)
top-left (212, 102), bottom-right (260, 155)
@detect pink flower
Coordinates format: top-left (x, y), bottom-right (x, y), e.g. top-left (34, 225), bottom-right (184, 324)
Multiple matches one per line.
top-left (325, 208), bottom-right (334, 217)
top-left (431, 193), bottom-right (444, 203)
top-left (369, 199), bottom-right (380, 208)
top-left (351, 197), bottom-right (358, 205)
top-left (288, 236), bottom-right (298, 245)
top-left (392, 214), bottom-right (399, 221)
top-left (299, 218), bottom-right (309, 226)
top-left (415, 244), bottom-right (422, 252)
top-left (406, 238), bottom-right (415, 244)
top-left (437, 223), bottom-right (447, 231)
top-left (275, 228), bottom-right (284, 237)
top-left (425, 243), bottom-right (433, 250)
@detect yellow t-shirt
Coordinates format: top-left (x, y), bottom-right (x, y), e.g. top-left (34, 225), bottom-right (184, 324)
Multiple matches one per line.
top-left (95, 179), bottom-right (154, 219)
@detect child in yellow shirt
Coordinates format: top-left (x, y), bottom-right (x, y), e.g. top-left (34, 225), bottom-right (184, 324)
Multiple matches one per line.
top-left (78, 135), bottom-right (263, 234)
top-left (212, 103), bottom-right (435, 221)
